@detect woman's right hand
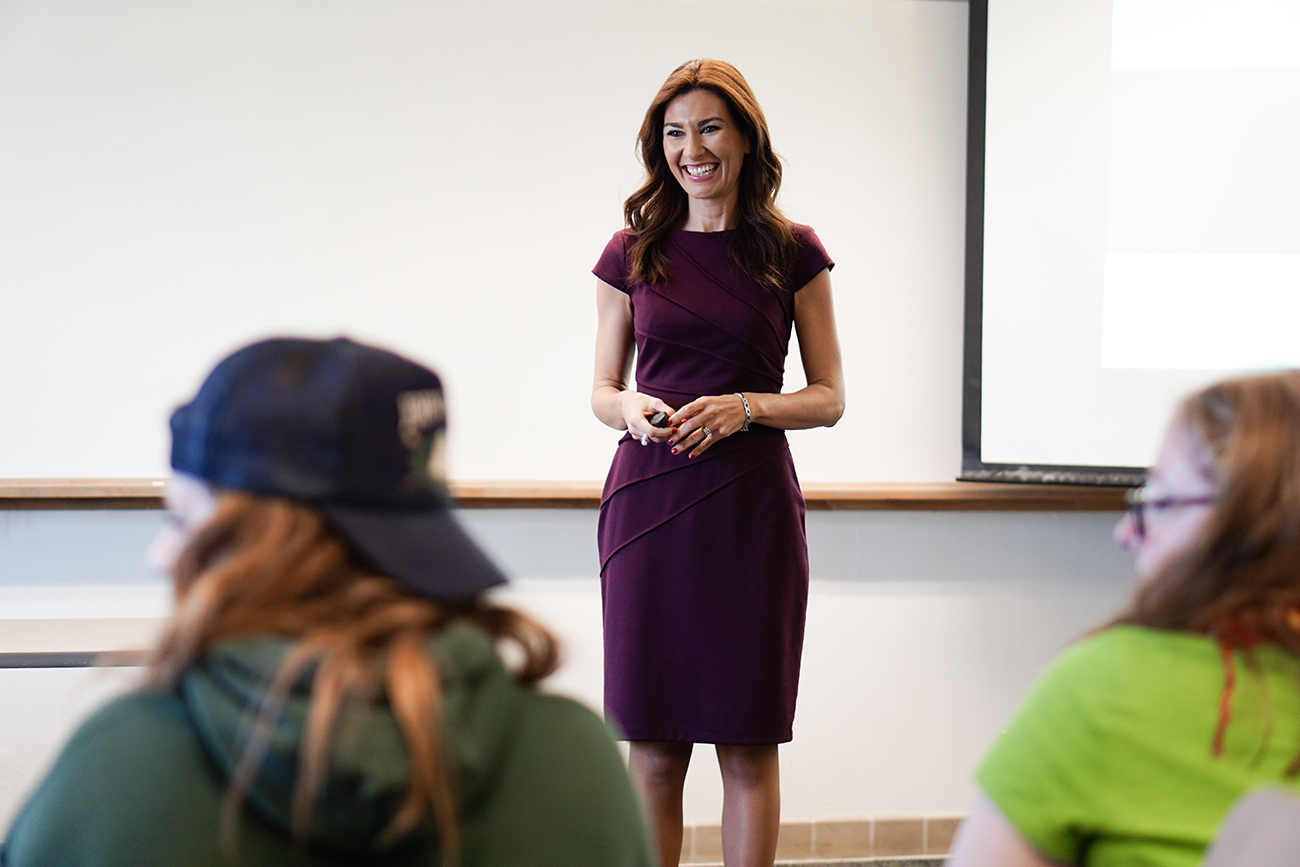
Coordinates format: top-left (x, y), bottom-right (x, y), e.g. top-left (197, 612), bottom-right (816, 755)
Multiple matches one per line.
top-left (617, 391), bottom-right (676, 444)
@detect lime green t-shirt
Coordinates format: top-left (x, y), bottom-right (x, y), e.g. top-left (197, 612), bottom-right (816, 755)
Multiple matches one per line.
top-left (977, 625), bottom-right (1300, 867)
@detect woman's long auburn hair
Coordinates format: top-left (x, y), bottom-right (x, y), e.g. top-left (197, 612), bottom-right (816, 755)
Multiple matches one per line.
top-left (1113, 371), bottom-right (1300, 652)
top-left (624, 58), bottom-right (795, 289)
top-left (143, 491), bottom-right (560, 863)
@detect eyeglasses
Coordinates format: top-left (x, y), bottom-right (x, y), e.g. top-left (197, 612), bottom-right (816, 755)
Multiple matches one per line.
top-left (1124, 486), bottom-right (1215, 539)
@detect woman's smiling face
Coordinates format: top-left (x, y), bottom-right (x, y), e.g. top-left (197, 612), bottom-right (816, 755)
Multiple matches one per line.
top-left (662, 89), bottom-right (749, 215)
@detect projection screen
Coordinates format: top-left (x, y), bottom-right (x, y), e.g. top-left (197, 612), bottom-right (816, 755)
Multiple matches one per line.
top-left (963, 0), bottom-right (1300, 484)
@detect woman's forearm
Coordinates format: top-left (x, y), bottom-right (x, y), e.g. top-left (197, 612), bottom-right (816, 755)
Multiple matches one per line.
top-left (592, 385), bottom-right (633, 431)
top-left (745, 382), bottom-right (845, 431)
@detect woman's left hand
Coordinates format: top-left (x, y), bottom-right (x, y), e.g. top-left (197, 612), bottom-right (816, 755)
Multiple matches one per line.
top-left (668, 393), bottom-right (748, 459)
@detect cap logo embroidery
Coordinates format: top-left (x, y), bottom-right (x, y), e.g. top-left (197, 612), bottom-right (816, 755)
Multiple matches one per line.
top-left (396, 390), bottom-right (445, 449)
top-left (398, 389), bottom-right (447, 487)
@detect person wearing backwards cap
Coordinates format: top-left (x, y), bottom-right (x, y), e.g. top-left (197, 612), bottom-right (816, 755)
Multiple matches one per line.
top-left (0, 337), bottom-right (653, 867)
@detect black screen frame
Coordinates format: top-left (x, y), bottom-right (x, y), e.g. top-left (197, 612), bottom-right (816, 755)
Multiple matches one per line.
top-left (959, 0), bottom-right (1144, 487)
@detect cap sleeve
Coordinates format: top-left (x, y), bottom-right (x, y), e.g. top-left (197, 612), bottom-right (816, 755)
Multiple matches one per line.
top-left (789, 224), bottom-right (834, 292)
top-left (593, 230), bottom-right (633, 293)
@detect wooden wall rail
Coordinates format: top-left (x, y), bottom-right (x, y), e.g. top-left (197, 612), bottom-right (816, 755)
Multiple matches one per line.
top-left (0, 479), bottom-right (1128, 512)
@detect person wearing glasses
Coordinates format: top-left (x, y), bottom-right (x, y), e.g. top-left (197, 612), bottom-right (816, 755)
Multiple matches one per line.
top-left (947, 371), bottom-right (1300, 867)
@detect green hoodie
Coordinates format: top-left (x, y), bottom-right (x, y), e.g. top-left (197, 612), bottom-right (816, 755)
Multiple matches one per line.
top-left (1, 623), bottom-right (653, 867)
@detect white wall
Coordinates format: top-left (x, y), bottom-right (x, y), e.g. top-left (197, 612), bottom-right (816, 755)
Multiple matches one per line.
top-left (0, 505), bottom-right (1135, 829)
top-left (0, 0), bottom-right (969, 485)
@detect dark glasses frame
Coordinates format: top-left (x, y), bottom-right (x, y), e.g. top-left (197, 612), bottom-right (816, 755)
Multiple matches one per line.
top-left (1124, 487), bottom-right (1216, 539)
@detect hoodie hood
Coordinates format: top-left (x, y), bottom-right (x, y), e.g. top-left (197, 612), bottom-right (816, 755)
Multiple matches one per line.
top-left (180, 621), bottom-right (524, 852)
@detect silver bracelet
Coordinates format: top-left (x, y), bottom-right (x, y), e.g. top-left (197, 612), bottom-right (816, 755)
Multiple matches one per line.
top-left (734, 392), bottom-right (751, 432)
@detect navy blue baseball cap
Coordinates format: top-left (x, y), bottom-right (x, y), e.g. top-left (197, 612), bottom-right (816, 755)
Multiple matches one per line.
top-left (169, 336), bottom-right (507, 599)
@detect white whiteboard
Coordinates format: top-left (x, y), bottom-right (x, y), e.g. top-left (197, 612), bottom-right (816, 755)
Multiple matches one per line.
top-left (0, 0), bottom-right (971, 483)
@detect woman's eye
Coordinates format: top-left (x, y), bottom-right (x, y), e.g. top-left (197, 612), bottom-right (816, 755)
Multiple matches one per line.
top-left (664, 129), bottom-right (682, 138)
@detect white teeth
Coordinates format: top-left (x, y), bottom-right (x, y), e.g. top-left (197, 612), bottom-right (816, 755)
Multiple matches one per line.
top-left (685, 164), bottom-right (717, 177)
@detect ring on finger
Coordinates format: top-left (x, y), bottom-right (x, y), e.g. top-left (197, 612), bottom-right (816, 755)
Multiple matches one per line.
top-left (702, 426), bottom-right (713, 438)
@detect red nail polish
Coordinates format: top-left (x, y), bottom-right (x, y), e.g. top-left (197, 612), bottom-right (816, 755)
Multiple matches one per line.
top-left (671, 448), bottom-right (678, 455)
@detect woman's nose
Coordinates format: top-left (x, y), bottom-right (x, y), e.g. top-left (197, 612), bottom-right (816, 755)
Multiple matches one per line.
top-left (1113, 512), bottom-right (1138, 551)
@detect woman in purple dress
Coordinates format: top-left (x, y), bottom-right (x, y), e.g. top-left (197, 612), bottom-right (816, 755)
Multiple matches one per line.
top-left (590, 59), bottom-right (845, 867)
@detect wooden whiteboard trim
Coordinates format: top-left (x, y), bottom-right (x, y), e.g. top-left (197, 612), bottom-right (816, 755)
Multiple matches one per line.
top-left (0, 479), bottom-right (1127, 511)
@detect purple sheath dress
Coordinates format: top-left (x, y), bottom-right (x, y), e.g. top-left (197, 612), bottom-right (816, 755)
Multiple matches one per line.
top-left (594, 225), bottom-right (833, 744)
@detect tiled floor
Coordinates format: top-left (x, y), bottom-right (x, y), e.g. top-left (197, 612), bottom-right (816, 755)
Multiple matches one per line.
top-left (680, 817), bottom-right (960, 864)
top-left (689, 860), bottom-right (944, 867)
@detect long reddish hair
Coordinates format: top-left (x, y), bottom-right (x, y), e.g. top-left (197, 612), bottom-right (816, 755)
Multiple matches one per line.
top-left (1114, 371), bottom-right (1300, 646)
top-left (144, 492), bottom-right (559, 862)
top-left (624, 59), bottom-right (795, 289)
